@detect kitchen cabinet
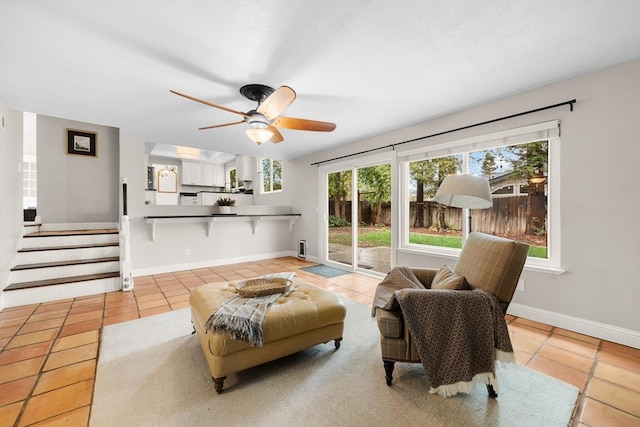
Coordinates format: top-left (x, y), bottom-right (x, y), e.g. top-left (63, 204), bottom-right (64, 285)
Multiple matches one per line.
top-left (183, 161), bottom-right (226, 187)
top-left (236, 155), bottom-right (255, 182)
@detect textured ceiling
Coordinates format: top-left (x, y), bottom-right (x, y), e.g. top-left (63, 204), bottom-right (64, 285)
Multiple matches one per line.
top-left (1, 1), bottom-right (640, 160)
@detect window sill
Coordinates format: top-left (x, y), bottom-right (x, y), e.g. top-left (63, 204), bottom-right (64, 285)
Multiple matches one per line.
top-left (397, 246), bottom-right (566, 275)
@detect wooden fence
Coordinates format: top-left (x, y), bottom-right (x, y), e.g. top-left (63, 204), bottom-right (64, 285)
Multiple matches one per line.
top-left (329, 195), bottom-right (539, 236)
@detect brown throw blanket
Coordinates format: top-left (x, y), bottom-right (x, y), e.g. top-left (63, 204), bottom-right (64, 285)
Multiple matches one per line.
top-left (371, 266), bottom-right (425, 317)
top-left (372, 267), bottom-right (515, 397)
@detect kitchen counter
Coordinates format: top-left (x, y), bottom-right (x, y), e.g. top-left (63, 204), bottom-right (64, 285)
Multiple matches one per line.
top-left (144, 213), bottom-right (301, 241)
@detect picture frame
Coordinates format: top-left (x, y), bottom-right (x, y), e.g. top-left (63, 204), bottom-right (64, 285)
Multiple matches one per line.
top-left (67, 128), bottom-right (97, 157)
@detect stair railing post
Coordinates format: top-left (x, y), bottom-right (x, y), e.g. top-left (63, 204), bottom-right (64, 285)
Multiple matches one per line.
top-left (120, 177), bottom-right (133, 291)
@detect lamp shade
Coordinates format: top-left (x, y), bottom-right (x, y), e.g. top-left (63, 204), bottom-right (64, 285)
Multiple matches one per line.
top-left (433, 174), bottom-right (493, 209)
top-left (245, 128), bottom-right (274, 145)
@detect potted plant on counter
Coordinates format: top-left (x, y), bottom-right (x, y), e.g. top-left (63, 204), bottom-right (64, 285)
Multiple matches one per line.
top-left (214, 197), bottom-right (236, 214)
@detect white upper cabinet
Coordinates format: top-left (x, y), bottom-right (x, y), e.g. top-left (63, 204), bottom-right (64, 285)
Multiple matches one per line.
top-left (236, 155), bottom-right (255, 182)
top-left (182, 161), bottom-right (226, 187)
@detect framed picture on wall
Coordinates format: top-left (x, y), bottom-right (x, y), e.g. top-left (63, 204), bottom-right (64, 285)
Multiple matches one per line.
top-left (67, 129), bottom-right (97, 157)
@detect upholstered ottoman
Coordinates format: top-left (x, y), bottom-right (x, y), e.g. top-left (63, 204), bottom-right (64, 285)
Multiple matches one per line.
top-left (189, 278), bottom-right (346, 393)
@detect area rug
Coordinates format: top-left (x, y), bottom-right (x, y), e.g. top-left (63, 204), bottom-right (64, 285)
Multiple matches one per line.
top-left (91, 299), bottom-right (579, 427)
top-left (301, 264), bottom-right (350, 278)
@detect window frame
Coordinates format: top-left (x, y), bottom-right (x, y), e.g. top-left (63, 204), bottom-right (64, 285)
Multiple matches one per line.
top-left (398, 122), bottom-right (562, 272)
top-left (260, 158), bottom-right (283, 194)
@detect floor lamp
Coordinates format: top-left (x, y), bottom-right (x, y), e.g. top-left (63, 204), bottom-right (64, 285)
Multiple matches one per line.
top-left (433, 174), bottom-right (493, 233)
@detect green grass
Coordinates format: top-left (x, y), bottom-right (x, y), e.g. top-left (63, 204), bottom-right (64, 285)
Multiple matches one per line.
top-left (329, 228), bottom-right (548, 258)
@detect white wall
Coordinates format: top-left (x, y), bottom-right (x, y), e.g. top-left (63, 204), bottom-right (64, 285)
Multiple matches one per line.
top-left (37, 115), bottom-right (119, 223)
top-left (290, 59), bottom-right (640, 346)
top-left (0, 104), bottom-right (25, 299)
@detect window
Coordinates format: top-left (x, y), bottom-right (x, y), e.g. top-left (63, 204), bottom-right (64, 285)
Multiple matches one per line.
top-left (261, 158), bottom-right (282, 193)
top-left (400, 120), bottom-right (560, 268)
top-left (229, 168), bottom-right (243, 191)
top-left (23, 161), bottom-right (37, 209)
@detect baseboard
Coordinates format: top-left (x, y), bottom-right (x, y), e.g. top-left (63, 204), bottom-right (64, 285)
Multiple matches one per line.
top-left (132, 251), bottom-right (298, 277)
top-left (508, 302), bottom-right (640, 349)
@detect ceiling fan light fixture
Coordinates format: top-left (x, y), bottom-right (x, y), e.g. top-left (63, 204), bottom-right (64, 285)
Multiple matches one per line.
top-left (245, 128), bottom-right (273, 145)
top-left (176, 146), bottom-right (200, 159)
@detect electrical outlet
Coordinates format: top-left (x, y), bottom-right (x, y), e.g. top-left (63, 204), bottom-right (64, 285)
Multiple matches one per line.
top-left (516, 278), bottom-right (525, 292)
top-left (184, 249), bottom-right (190, 256)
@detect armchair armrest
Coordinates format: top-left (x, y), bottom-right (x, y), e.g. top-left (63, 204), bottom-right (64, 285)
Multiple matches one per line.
top-left (376, 308), bottom-right (403, 338)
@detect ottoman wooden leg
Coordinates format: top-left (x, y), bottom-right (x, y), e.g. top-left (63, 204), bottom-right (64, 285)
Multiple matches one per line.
top-left (334, 338), bottom-right (342, 349)
top-left (212, 376), bottom-right (226, 394)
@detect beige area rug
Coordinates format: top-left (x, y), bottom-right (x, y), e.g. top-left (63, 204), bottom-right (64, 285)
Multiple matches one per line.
top-left (91, 299), bottom-right (578, 427)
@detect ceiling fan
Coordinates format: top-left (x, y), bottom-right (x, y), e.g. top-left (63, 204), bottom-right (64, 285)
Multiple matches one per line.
top-left (170, 84), bottom-right (336, 145)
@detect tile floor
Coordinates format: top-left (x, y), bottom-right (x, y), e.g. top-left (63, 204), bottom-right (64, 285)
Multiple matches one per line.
top-left (1, 257), bottom-right (639, 426)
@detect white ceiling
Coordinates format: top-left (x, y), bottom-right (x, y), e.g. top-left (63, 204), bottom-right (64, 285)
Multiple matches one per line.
top-left (1, 1), bottom-right (640, 161)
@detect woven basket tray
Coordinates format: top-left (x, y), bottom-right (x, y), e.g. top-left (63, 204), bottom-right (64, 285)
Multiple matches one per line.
top-left (234, 277), bottom-right (292, 298)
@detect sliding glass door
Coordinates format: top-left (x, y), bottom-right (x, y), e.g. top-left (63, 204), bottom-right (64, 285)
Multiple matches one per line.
top-left (325, 161), bottom-right (392, 275)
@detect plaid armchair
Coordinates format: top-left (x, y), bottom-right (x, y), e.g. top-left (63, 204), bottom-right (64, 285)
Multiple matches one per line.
top-left (375, 232), bottom-right (529, 397)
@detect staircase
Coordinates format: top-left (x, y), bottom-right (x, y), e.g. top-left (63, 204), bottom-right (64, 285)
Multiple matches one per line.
top-left (3, 225), bottom-right (122, 308)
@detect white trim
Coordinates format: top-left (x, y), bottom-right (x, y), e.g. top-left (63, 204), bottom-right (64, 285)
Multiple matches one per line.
top-left (508, 303), bottom-right (640, 349)
top-left (132, 250), bottom-right (296, 277)
top-left (397, 120), bottom-right (560, 160)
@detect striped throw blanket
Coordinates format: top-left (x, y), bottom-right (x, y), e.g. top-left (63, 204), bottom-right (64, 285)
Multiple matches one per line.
top-left (204, 293), bottom-right (281, 346)
top-left (204, 272), bottom-right (297, 346)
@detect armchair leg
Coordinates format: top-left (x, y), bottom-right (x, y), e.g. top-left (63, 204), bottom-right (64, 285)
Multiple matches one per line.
top-left (383, 360), bottom-right (395, 386)
top-left (486, 384), bottom-right (498, 398)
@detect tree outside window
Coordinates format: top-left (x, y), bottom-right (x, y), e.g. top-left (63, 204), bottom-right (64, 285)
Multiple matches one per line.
top-left (407, 140), bottom-right (549, 258)
top-left (262, 158), bottom-right (282, 193)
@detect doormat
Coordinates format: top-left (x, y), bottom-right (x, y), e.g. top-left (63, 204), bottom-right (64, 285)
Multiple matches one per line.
top-left (301, 264), bottom-right (350, 278)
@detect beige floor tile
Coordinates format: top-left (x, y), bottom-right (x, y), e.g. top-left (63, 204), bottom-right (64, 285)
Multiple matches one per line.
top-left (135, 292), bottom-right (166, 303)
top-left (18, 318), bottom-right (65, 335)
top-left (28, 405), bottom-right (91, 427)
top-left (0, 340), bottom-right (52, 366)
top-left (510, 333), bottom-right (544, 354)
top-left (527, 356), bottom-right (589, 391)
top-left (33, 359), bottom-right (96, 395)
top-left (63, 310), bottom-right (102, 326)
top-left (601, 341), bottom-right (640, 359)
top-left (547, 334), bottom-right (598, 359)
top-left (103, 304), bottom-right (138, 318)
top-left (537, 344), bottom-right (594, 373)
top-left (6, 329), bottom-right (58, 350)
top-left (103, 312), bottom-right (139, 326)
top-left (587, 377), bottom-right (640, 417)
top-left (0, 401), bottom-right (23, 427)
top-left (594, 362), bottom-right (640, 393)
top-left (598, 348), bottom-right (640, 374)
top-left (43, 343), bottom-right (97, 371)
top-left (138, 298), bottom-right (169, 311)
top-left (52, 330), bottom-right (99, 352)
top-left (580, 398), bottom-right (640, 427)
top-left (18, 379), bottom-right (93, 426)
top-left (0, 375), bottom-right (37, 406)
top-left (553, 328), bottom-right (601, 345)
top-left (0, 356), bottom-right (45, 384)
top-left (140, 305), bottom-right (172, 317)
top-left (58, 318), bottom-right (102, 338)
top-left (507, 323), bottom-right (551, 342)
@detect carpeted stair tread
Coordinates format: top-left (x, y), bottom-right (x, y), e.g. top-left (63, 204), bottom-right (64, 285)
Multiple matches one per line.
top-left (24, 229), bottom-right (118, 237)
top-left (11, 256), bottom-right (119, 271)
top-left (5, 272), bottom-right (120, 291)
top-left (18, 242), bottom-right (119, 252)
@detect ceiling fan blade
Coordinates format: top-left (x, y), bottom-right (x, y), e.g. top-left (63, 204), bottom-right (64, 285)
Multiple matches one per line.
top-left (257, 86), bottom-right (296, 120)
top-left (170, 90), bottom-right (249, 118)
top-left (268, 126), bottom-right (284, 143)
top-left (273, 116), bottom-right (336, 132)
top-left (199, 121), bottom-right (245, 130)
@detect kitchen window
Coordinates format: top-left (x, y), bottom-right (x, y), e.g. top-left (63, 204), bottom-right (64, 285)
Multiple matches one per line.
top-left (261, 158), bottom-right (282, 193)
